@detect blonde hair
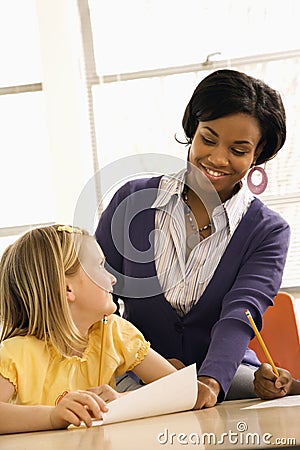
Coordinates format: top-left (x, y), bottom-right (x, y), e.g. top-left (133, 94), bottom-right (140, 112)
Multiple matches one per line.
top-left (0, 225), bottom-right (89, 357)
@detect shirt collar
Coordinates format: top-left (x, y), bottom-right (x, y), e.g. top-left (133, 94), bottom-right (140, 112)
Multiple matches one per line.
top-left (152, 169), bottom-right (253, 234)
top-left (151, 169), bottom-right (186, 209)
top-left (223, 182), bottom-right (254, 234)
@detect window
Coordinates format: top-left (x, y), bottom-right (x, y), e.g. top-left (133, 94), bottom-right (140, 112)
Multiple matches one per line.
top-left (87, 0), bottom-right (300, 287)
top-left (0, 0), bottom-right (54, 255)
top-left (0, 0), bottom-right (96, 256)
top-left (1, 0), bottom-right (299, 288)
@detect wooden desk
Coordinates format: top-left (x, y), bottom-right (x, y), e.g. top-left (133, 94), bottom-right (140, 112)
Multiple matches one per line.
top-left (1, 398), bottom-right (299, 449)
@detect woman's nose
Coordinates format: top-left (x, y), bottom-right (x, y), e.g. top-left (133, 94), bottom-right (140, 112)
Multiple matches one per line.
top-left (207, 145), bottom-right (229, 167)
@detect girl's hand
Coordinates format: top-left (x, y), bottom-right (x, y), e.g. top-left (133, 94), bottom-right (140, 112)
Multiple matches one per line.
top-left (254, 363), bottom-right (292, 399)
top-left (87, 384), bottom-right (122, 403)
top-left (194, 376), bottom-right (220, 409)
top-left (49, 390), bottom-right (108, 429)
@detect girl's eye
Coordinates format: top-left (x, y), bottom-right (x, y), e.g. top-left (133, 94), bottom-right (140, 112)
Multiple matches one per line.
top-left (202, 136), bottom-right (216, 145)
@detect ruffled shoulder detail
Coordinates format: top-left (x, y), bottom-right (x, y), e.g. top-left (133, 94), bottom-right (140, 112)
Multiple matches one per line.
top-left (127, 340), bottom-right (150, 371)
top-left (0, 359), bottom-right (18, 392)
top-left (0, 340), bottom-right (19, 392)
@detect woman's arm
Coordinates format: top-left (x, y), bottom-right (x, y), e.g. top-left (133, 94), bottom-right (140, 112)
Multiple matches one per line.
top-left (199, 218), bottom-right (290, 400)
top-left (0, 374), bottom-right (107, 434)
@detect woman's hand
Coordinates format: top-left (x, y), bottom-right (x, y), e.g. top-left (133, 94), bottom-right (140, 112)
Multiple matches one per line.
top-left (87, 384), bottom-right (122, 402)
top-left (194, 376), bottom-right (221, 409)
top-left (167, 358), bottom-right (186, 370)
top-left (49, 390), bottom-right (108, 429)
top-left (166, 360), bottom-right (220, 409)
top-left (254, 363), bottom-right (292, 399)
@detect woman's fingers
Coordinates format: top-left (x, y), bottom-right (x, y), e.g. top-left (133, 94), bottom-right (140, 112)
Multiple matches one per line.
top-left (254, 363), bottom-right (292, 399)
top-left (193, 380), bottom-right (218, 409)
top-left (167, 358), bottom-right (186, 370)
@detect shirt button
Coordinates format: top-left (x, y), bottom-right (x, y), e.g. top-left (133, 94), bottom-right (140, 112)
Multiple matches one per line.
top-left (174, 322), bottom-right (184, 333)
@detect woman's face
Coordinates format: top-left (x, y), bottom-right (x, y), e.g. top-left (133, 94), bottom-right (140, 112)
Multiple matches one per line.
top-left (188, 113), bottom-right (263, 202)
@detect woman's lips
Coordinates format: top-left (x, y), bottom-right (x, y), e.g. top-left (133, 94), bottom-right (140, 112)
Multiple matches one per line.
top-left (202, 165), bottom-right (228, 179)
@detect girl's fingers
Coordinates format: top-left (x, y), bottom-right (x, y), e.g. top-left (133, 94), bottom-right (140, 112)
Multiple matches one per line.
top-left (87, 385), bottom-right (120, 403)
top-left (68, 400), bottom-right (96, 426)
top-left (87, 386), bottom-right (101, 395)
top-left (76, 390), bottom-right (108, 413)
top-left (58, 391), bottom-right (108, 424)
top-left (59, 408), bottom-right (83, 427)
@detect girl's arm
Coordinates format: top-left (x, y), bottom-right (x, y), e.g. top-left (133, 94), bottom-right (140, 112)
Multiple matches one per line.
top-left (0, 374), bottom-right (107, 434)
top-left (131, 348), bottom-right (176, 383)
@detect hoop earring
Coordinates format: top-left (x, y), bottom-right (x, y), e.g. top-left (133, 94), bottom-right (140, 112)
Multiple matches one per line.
top-left (247, 165), bottom-right (268, 195)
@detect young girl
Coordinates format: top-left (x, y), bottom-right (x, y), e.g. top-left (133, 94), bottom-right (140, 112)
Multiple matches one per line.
top-left (0, 225), bottom-right (197, 435)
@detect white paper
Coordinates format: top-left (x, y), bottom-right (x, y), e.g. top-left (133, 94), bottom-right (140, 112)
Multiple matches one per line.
top-left (242, 394), bottom-right (300, 409)
top-left (90, 363), bottom-right (198, 426)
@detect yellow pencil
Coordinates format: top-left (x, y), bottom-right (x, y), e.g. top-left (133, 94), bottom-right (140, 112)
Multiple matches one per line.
top-left (99, 314), bottom-right (108, 385)
top-left (245, 309), bottom-right (279, 377)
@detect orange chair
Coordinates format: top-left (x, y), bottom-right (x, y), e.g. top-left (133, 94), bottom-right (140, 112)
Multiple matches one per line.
top-left (249, 292), bottom-right (300, 379)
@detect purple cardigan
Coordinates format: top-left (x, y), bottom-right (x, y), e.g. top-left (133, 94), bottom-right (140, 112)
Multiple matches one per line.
top-left (95, 176), bottom-right (290, 399)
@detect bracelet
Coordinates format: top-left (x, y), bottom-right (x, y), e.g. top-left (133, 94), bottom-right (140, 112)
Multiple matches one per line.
top-left (55, 390), bottom-right (69, 405)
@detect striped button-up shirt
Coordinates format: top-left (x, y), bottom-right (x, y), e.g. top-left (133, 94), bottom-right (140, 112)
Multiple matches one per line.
top-left (152, 169), bottom-right (253, 316)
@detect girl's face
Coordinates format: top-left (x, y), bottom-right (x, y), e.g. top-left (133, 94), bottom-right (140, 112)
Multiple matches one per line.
top-left (67, 236), bottom-right (117, 333)
top-left (188, 113), bottom-right (263, 202)
top-left (79, 236), bottom-right (116, 294)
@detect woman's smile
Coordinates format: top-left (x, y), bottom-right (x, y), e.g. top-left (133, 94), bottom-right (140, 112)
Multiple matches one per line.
top-left (201, 163), bottom-right (230, 179)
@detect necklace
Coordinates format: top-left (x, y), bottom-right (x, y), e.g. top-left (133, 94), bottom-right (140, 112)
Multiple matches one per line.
top-left (182, 186), bottom-right (211, 244)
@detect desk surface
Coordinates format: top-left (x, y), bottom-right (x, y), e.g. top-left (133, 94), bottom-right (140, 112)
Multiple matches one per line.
top-left (1, 398), bottom-right (299, 450)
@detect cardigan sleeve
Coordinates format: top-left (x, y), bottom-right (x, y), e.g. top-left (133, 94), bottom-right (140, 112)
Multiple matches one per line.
top-left (198, 213), bottom-right (290, 401)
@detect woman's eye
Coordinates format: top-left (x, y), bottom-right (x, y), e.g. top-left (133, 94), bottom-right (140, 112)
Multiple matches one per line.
top-left (232, 148), bottom-right (247, 156)
top-left (202, 136), bottom-right (215, 145)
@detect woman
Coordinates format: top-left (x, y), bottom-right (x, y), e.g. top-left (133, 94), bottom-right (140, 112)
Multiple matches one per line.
top-left (95, 69), bottom-right (290, 407)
